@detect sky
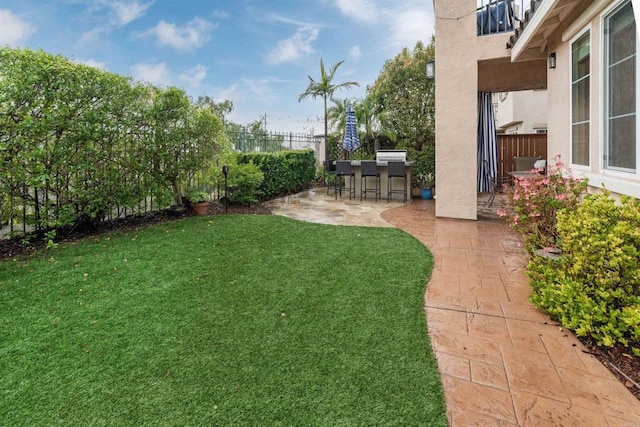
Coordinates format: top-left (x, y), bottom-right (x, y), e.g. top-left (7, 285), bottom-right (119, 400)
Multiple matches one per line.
top-left (0, 0), bottom-right (435, 134)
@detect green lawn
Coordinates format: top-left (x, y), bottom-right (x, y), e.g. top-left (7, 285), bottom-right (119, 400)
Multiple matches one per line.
top-left (0, 215), bottom-right (446, 426)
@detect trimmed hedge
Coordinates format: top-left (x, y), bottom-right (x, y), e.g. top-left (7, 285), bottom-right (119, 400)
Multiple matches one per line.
top-left (527, 191), bottom-right (640, 353)
top-left (237, 150), bottom-right (316, 200)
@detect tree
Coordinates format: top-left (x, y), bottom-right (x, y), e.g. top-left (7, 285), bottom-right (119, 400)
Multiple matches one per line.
top-left (298, 59), bottom-right (359, 163)
top-left (368, 38), bottom-right (435, 151)
top-left (150, 87), bottom-right (225, 206)
top-left (327, 98), bottom-right (350, 136)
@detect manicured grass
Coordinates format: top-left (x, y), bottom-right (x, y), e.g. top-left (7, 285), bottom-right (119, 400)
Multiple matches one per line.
top-left (0, 215), bottom-right (446, 426)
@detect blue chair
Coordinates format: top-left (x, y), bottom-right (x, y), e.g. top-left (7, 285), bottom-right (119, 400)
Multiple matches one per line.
top-left (360, 160), bottom-right (380, 201)
top-left (387, 161), bottom-right (407, 203)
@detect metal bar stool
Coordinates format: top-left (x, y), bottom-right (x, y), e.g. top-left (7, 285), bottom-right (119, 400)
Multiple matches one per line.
top-left (360, 160), bottom-right (380, 201)
top-left (387, 161), bottom-right (407, 203)
top-left (335, 160), bottom-right (355, 200)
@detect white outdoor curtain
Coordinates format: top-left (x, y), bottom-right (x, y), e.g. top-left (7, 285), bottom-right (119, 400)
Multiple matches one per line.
top-left (477, 92), bottom-right (498, 193)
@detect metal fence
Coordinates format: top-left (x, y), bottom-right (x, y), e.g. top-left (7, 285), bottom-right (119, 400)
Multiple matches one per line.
top-left (228, 129), bottom-right (319, 153)
top-left (1, 130), bottom-right (317, 241)
top-left (477, 0), bottom-right (533, 36)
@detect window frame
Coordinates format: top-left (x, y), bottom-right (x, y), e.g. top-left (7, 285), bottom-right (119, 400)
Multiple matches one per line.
top-left (570, 26), bottom-right (592, 169)
top-left (601, 0), bottom-right (639, 177)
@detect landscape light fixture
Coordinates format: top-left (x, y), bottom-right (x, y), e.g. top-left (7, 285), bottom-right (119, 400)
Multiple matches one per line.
top-left (222, 165), bottom-right (229, 213)
top-left (549, 52), bottom-right (557, 69)
top-left (426, 60), bottom-right (435, 79)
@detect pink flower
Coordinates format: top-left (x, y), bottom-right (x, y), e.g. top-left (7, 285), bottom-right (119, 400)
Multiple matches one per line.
top-left (497, 208), bottom-right (507, 217)
top-left (556, 193), bottom-right (566, 201)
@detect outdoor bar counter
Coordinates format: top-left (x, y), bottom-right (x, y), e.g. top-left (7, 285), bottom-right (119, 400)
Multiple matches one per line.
top-left (341, 160), bottom-right (415, 202)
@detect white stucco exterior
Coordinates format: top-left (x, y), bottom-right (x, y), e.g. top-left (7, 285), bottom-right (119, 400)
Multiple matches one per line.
top-left (434, 0), bottom-right (639, 220)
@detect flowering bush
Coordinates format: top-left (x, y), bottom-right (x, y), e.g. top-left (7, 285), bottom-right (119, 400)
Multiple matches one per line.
top-left (498, 155), bottom-right (588, 252)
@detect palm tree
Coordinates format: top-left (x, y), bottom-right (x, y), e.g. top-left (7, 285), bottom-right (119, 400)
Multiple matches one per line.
top-left (298, 59), bottom-right (359, 164)
top-left (327, 98), bottom-right (350, 136)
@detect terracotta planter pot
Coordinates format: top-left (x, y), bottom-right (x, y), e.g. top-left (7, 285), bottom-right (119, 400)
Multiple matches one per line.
top-left (192, 201), bottom-right (210, 216)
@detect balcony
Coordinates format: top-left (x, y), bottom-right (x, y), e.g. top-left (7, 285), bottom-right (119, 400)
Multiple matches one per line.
top-left (477, 0), bottom-right (534, 36)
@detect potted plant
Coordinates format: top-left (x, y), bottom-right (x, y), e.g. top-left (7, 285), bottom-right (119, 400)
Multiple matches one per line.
top-left (186, 189), bottom-right (211, 216)
top-left (416, 172), bottom-right (435, 199)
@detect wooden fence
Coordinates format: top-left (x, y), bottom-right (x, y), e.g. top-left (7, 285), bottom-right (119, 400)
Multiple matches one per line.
top-left (496, 133), bottom-right (547, 182)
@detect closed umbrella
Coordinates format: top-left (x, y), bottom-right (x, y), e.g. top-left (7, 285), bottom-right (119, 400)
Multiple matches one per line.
top-left (342, 103), bottom-right (360, 158)
top-left (477, 92), bottom-right (497, 192)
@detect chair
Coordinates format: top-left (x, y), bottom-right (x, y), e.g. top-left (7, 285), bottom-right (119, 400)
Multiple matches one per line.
top-left (387, 161), bottom-right (407, 203)
top-left (513, 156), bottom-right (542, 173)
top-left (482, 159), bottom-right (498, 208)
top-left (335, 160), bottom-right (355, 200)
top-left (533, 159), bottom-right (547, 174)
top-left (324, 160), bottom-right (337, 195)
top-left (360, 160), bottom-right (380, 201)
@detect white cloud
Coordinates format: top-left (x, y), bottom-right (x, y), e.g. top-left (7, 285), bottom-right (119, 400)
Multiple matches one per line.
top-left (110, 1), bottom-right (154, 27)
top-left (0, 9), bottom-right (36, 46)
top-left (333, 0), bottom-right (379, 23)
top-left (333, 0), bottom-right (434, 51)
top-left (131, 62), bottom-right (172, 86)
top-left (179, 64), bottom-right (207, 87)
top-left (211, 10), bottom-right (230, 19)
top-left (385, 7), bottom-right (433, 50)
top-left (145, 17), bottom-right (214, 52)
top-left (349, 45), bottom-right (362, 60)
top-left (215, 84), bottom-right (240, 103)
top-left (267, 26), bottom-right (319, 65)
top-left (77, 27), bottom-right (107, 49)
top-left (75, 58), bottom-right (108, 70)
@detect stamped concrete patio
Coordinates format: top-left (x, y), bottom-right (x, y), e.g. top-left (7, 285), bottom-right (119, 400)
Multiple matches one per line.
top-left (266, 189), bottom-right (640, 426)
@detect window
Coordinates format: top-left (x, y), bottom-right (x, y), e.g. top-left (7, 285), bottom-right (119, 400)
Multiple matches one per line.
top-left (571, 30), bottom-right (590, 166)
top-left (604, 0), bottom-right (637, 173)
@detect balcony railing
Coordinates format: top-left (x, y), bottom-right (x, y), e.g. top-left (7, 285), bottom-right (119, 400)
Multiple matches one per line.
top-left (477, 0), bottom-right (533, 36)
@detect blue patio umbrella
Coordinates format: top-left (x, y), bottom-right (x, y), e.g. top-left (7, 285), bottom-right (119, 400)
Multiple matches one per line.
top-left (342, 103), bottom-right (360, 157)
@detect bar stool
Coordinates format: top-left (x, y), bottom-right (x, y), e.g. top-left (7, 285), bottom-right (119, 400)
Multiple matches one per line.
top-left (360, 160), bottom-right (380, 201)
top-left (387, 161), bottom-right (407, 203)
top-left (335, 160), bottom-right (355, 200)
top-left (324, 160), bottom-right (337, 195)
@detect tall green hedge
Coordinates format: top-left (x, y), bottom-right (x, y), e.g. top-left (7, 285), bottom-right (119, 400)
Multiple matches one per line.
top-left (0, 47), bottom-right (226, 231)
top-left (236, 150), bottom-right (316, 200)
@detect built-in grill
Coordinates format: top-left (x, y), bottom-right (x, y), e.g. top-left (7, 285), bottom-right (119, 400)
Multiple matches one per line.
top-left (376, 150), bottom-right (407, 163)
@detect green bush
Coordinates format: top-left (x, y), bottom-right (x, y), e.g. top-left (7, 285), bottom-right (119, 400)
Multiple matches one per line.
top-left (406, 145), bottom-right (435, 188)
top-left (527, 191), bottom-right (640, 353)
top-left (208, 158), bottom-right (264, 205)
top-left (227, 162), bottom-right (264, 205)
top-left (237, 150), bottom-right (316, 200)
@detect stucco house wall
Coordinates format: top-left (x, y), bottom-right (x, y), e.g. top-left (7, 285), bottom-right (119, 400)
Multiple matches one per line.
top-left (434, 0), bottom-right (545, 220)
top-left (495, 90), bottom-right (548, 134)
top-left (434, 0), bottom-right (638, 220)
top-left (541, 0), bottom-right (639, 198)
top-left (434, 0), bottom-right (517, 220)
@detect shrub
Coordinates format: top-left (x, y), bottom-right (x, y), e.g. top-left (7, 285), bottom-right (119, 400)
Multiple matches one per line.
top-left (527, 191), bottom-right (640, 353)
top-left (402, 144), bottom-right (435, 189)
top-left (237, 150), bottom-right (316, 200)
top-left (498, 155), bottom-right (588, 252)
top-left (209, 158), bottom-right (264, 205)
